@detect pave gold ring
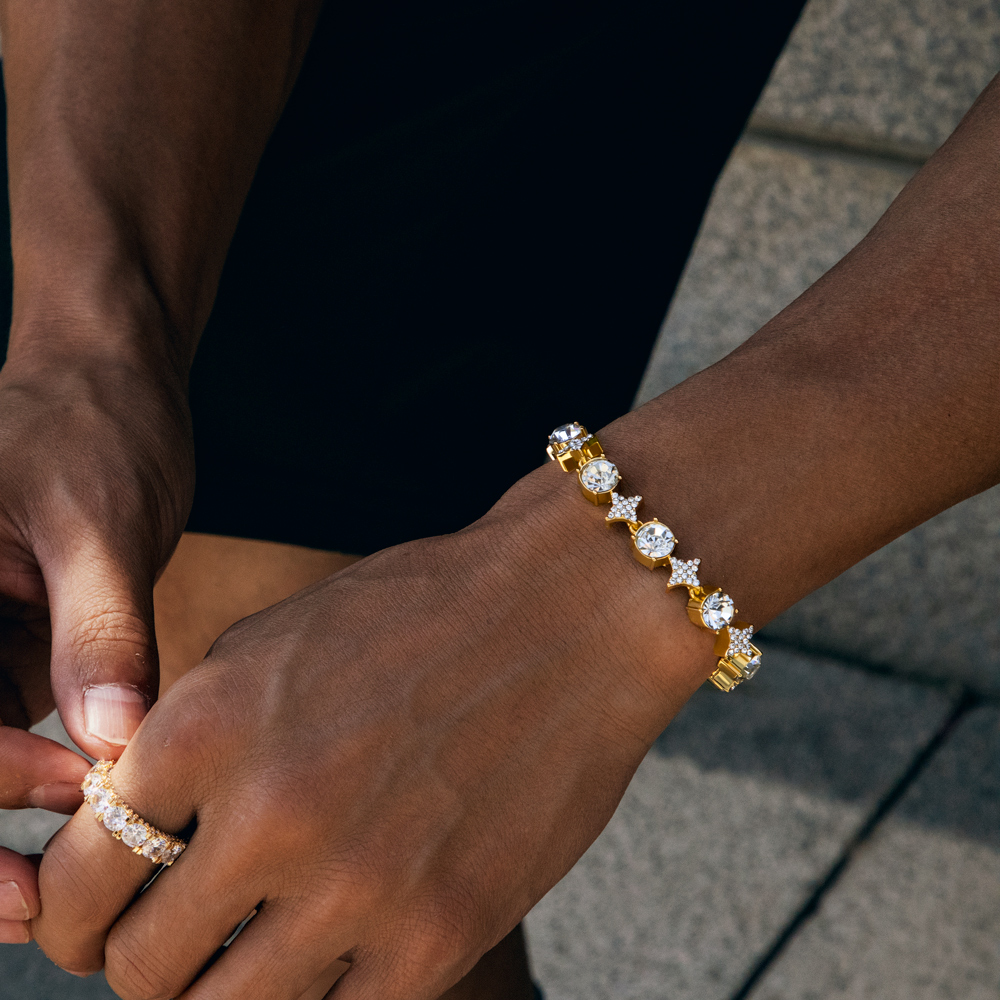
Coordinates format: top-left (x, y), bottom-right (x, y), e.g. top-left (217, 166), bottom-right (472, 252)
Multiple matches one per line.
top-left (81, 760), bottom-right (188, 866)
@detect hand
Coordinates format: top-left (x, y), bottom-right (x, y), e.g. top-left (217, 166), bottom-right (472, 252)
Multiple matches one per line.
top-left (33, 465), bottom-right (714, 997)
top-left (0, 340), bottom-right (194, 942)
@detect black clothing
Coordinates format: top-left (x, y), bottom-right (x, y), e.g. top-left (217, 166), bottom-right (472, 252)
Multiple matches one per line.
top-left (1, 2), bottom-right (809, 554)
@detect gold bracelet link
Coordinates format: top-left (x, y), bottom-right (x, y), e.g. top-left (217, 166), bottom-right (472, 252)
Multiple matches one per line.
top-left (546, 422), bottom-right (761, 692)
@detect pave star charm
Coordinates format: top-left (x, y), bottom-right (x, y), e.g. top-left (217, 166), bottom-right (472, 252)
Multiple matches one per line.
top-left (606, 493), bottom-right (641, 525)
top-left (667, 556), bottom-right (701, 589)
top-left (726, 625), bottom-right (755, 659)
top-left (724, 624), bottom-right (762, 678)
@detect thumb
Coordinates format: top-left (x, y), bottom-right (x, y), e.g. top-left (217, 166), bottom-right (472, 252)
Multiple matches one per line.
top-left (45, 539), bottom-right (159, 759)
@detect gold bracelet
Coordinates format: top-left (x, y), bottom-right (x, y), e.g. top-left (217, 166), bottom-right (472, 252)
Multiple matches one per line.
top-left (546, 422), bottom-right (761, 692)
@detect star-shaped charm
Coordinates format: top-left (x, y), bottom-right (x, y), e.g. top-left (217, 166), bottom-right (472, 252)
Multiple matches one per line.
top-left (606, 493), bottom-right (641, 526)
top-left (667, 555), bottom-right (701, 588)
top-left (726, 625), bottom-right (755, 659)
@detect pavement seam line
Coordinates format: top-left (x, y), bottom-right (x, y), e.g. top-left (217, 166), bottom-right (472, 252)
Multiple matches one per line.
top-left (742, 123), bottom-right (930, 170)
top-left (753, 635), bottom-right (989, 703)
top-left (725, 687), bottom-right (979, 1000)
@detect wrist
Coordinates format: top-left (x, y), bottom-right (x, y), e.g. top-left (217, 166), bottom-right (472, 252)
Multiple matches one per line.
top-left (5, 267), bottom-right (193, 393)
top-left (480, 456), bottom-right (718, 739)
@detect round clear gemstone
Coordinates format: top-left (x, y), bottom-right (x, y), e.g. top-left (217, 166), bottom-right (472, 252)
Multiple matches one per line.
top-left (161, 844), bottom-right (183, 865)
top-left (550, 422), bottom-right (585, 447)
top-left (122, 823), bottom-right (148, 849)
top-left (142, 837), bottom-right (167, 863)
top-left (81, 773), bottom-right (96, 793)
top-left (580, 458), bottom-right (619, 494)
top-left (634, 522), bottom-right (675, 559)
top-left (743, 654), bottom-right (762, 679)
top-left (103, 806), bottom-right (128, 833)
top-left (701, 592), bottom-right (735, 630)
top-left (88, 788), bottom-right (110, 816)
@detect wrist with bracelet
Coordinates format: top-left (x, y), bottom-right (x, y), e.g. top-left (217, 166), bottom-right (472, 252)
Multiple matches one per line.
top-left (546, 422), bottom-right (762, 692)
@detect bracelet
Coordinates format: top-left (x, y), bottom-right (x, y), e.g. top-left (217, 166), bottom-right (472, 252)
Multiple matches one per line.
top-left (546, 422), bottom-right (761, 692)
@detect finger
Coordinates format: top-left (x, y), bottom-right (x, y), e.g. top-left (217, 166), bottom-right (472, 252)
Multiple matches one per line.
top-left (104, 837), bottom-right (265, 1000)
top-left (0, 848), bottom-right (40, 922)
top-left (176, 901), bottom-right (353, 1000)
top-left (32, 804), bottom-right (154, 975)
top-left (32, 731), bottom-right (200, 975)
top-left (0, 726), bottom-right (93, 812)
top-left (45, 538), bottom-right (159, 758)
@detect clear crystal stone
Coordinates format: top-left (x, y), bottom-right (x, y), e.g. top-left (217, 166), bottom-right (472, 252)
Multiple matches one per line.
top-left (579, 458), bottom-right (619, 494)
top-left (634, 522), bottom-right (675, 559)
top-left (549, 422), bottom-right (585, 446)
top-left (701, 592), bottom-right (735, 630)
top-left (142, 837), bottom-right (167, 863)
top-left (743, 654), bottom-right (762, 678)
top-left (88, 788), bottom-right (110, 816)
top-left (103, 806), bottom-right (128, 833)
top-left (122, 823), bottom-right (148, 849)
top-left (161, 844), bottom-right (183, 864)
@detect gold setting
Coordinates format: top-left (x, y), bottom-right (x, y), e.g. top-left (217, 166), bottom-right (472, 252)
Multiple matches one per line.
top-left (631, 520), bottom-right (677, 571)
top-left (685, 587), bottom-right (736, 633)
top-left (577, 456), bottom-right (620, 504)
top-left (546, 422), bottom-right (761, 692)
top-left (81, 760), bottom-right (188, 866)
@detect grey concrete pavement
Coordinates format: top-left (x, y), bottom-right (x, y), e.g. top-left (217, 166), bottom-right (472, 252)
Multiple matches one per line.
top-left (525, 645), bottom-right (956, 1000)
top-left (749, 706), bottom-right (1000, 1000)
top-left (750, 0), bottom-right (1000, 160)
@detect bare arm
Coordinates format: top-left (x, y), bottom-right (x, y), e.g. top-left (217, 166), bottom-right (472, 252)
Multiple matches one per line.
top-left (2, 0), bottom-right (322, 371)
top-left (0, 0), bottom-right (322, 946)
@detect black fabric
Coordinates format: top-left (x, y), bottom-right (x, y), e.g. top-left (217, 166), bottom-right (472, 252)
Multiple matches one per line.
top-left (1, 2), bottom-right (809, 554)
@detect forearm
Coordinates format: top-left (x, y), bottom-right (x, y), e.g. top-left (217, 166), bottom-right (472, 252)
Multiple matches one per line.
top-left (494, 73), bottom-right (1000, 721)
top-left (609, 74), bottom-right (1000, 624)
top-left (0, 0), bottom-right (322, 376)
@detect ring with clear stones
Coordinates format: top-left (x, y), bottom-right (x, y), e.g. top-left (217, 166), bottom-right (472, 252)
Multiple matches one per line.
top-left (81, 760), bottom-right (188, 866)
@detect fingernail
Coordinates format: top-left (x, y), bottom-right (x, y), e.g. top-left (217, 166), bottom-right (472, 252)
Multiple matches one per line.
top-left (0, 881), bottom-right (29, 921)
top-left (83, 685), bottom-right (148, 745)
top-left (0, 921), bottom-right (31, 944)
top-left (26, 782), bottom-right (86, 813)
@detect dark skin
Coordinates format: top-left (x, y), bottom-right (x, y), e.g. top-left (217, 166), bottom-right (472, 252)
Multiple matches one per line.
top-left (0, 0), bottom-right (995, 995)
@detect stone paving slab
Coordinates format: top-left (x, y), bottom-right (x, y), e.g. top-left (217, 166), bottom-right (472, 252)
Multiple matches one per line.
top-left (635, 133), bottom-right (1000, 696)
top-left (748, 704), bottom-right (1000, 1000)
top-left (525, 644), bottom-right (955, 1000)
top-left (750, 0), bottom-right (1000, 160)
top-left (0, 949), bottom-right (116, 1000)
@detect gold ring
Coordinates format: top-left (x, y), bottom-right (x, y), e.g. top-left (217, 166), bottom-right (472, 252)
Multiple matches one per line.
top-left (81, 761), bottom-right (188, 866)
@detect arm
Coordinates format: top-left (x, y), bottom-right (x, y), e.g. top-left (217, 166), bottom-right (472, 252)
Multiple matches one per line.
top-left (0, 0), bottom-right (324, 747)
top-left (0, 0), bottom-right (321, 942)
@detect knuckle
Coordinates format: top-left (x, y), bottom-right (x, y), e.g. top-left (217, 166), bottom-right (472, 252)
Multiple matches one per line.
top-left (400, 887), bottom-right (480, 981)
top-left (33, 841), bottom-right (105, 975)
top-left (72, 607), bottom-right (149, 654)
top-left (105, 924), bottom-right (178, 1000)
